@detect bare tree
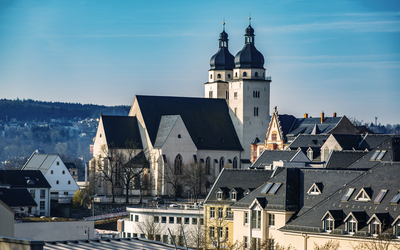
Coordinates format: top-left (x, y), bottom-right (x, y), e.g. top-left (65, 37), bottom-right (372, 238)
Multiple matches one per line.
top-left (183, 161), bottom-right (207, 200)
top-left (161, 157), bottom-right (186, 201)
top-left (351, 234), bottom-right (400, 250)
top-left (136, 210), bottom-right (165, 241)
top-left (314, 240), bottom-right (340, 250)
top-left (95, 143), bottom-right (122, 203)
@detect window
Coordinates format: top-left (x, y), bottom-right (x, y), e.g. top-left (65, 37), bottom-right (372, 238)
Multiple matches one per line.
top-left (233, 157), bottom-right (238, 169)
top-left (177, 217), bottom-right (182, 224)
top-left (210, 207), bottom-right (215, 219)
top-left (127, 233), bottom-right (131, 238)
top-left (269, 214), bottom-right (275, 226)
top-left (268, 183), bottom-right (282, 194)
top-left (217, 191), bottom-right (223, 200)
top-left (133, 233), bottom-right (137, 237)
top-left (374, 190), bottom-right (387, 203)
top-left (230, 191), bottom-right (237, 201)
top-left (268, 239), bottom-right (275, 250)
top-left (251, 210), bottom-right (261, 229)
top-left (154, 216), bottom-right (159, 223)
top-left (370, 219), bottom-right (380, 236)
top-left (226, 208), bottom-right (232, 218)
top-left (227, 74), bottom-right (231, 79)
top-left (218, 207), bottom-right (223, 218)
top-left (210, 74), bottom-right (212, 79)
top-left (348, 217), bottom-right (357, 234)
top-left (226, 91), bottom-right (229, 100)
top-left (218, 227), bottom-right (223, 238)
top-left (51, 170), bottom-right (54, 174)
top-left (185, 217), bottom-right (189, 224)
top-left (271, 132), bottom-right (277, 141)
top-left (395, 221), bottom-right (400, 238)
top-left (234, 108), bottom-right (237, 115)
top-left (40, 190), bottom-right (45, 199)
top-left (200, 218), bottom-right (204, 225)
top-left (307, 183), bottom-right (322, 195)
top-left (169, 217), bottom-right (174, 223)
top-left (235, 72), bottom-right (238, 77)
top-left (30, 190), bottom-right (35, 199)
top-left (255, 72), bottom-right (259, 77)
top-left (370, 150), bottom-right (386, 160)
top-left (244, 212), bottom-right (249, 224)
top-left (209, 227), bottom-right (215, 238)
top-left (130, 215), bottom-right (133, 221)
top-left (307, 150), bottom-right (313, 160)
top-left (355, 188), bottom-right (371, 201)
top-left (217, 74), bottom-right (221, 79)
top-left (40, 201), bottom-right (45, 210)
top-left (162, 216), bottom-right (167, 223)
top-left (261, 183), bottom-right (273, 194)
top-left (192, 218), bottom-right (197, 225)
top-left (244, 236), bottom-right (248, 248)
top-left (64, 192), bottom-right (68, 196)
top-left (219, 157), bottom-right (224, 172)
top-left (68, 180), bottom-right (71, 184)
top-left (57, 161), bottom-right (59, 165)
top-left (225, 227), bottom-right (229, 239)
top-left (206, 157), bottom-right (211, 175)
top-left (56, 180), bottom-right (59, 185)
top-left (390, 192), bottom-right (400, 204)
top-left (135, 215), bottom-right (139, 222)
top-left (253, 90), bottom-right (260, 98)
top-left (209, 91), bottom-right (213, 98)
top-left (163, 235), bottom-right (168, 243)
top-left (234, 92), bottom-right (238, 100)
top-left (341, 188), bottom-right (355, 201)
top-left (174, 154), bottom-right (183, 175)
top-left (155, 235), bottom-right (161, 242)
top-left (140, 234), bottom-right (145, 238)
top-left (62, 170), bottom-right (65, 174)
top-left (243, 72), bottom-right (247, 77)
top-left (324, 215), bottom-right (334, 232)
top-left (254, 107), bottom-right (258, 116)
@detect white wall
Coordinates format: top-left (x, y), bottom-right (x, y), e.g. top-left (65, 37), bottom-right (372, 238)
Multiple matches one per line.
top-left (14, 221), bottom-right (95, 241)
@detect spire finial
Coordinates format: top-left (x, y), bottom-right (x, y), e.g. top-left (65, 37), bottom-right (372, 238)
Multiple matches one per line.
top-left (223, 18), bottom-right (225, 31)
top-left (249, 14), bottom-right (251, 25)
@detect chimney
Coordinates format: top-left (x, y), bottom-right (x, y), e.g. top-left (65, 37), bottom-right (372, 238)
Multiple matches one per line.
top-left (304, 113), bottom-right (308, 118)
top-left (321, 112), bottom-right (324, 123)
top-left (333, 112), bottom-right (337, 117)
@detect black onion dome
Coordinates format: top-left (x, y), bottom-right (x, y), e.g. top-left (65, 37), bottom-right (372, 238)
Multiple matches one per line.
top-left (234, 25), bottom-right (264, 69)
top-left (210, 29), bottom-right (235, 70)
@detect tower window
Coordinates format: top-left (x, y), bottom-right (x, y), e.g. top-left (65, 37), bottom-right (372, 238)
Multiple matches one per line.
top-left (234, 92), bottom-right (238, 100)
top-left (210, 74), bottom-right (212, 79)
top-left (255, 72), bottom-right (259, 77)
top-left (254, 107), bottom-right (259, 116)
top-left (235, 72), bottom-right (238, 77)
top-left (234, 108), bottom-right (237, 115)
top-left (243, 72), bottom-right (247, 77)
top-left (217, 74), bottom-right (221, 79)
top-left (226, 91), bottom-right (229, 100)
top-left (253, 91), bottom-right (260, 98)
top-left (209, 91), bottom-right (213, 98)
top-left (227, 74), bottom-right (231, 79)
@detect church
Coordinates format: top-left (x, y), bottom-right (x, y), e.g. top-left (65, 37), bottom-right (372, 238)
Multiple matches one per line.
top-left (91, 21), bottom-right (272, 197)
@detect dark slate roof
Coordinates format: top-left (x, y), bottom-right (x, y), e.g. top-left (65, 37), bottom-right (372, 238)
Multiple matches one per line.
top-left (296, 169), bottom-right (364, 217)
top-left (64, 162), bottom-right (77, 169)
top-left (234, 25), bottom-right (264, 69)
top-left (347, 136), bottom-right (400, 169)
top-left (250, 150), bottom-right (299, 169)
top-left (232, 168), bottom-right (300, 211)
top-left (210, 47), bottom-right (235, 70)
top-left (0, 170), bottom-right (51, 188)
top-left (101, 116), bottom-right (143, 149)
top-left (330, 134), bottom-right (366, 150)
top-left (282, 161), bottom-right (400, 235)
top-left (362, 134), bottom-right (395, 149)
top-left (287, 117), bottom-right (343, 137)
top-left (204, 169), bottom-right (275, 205)
top-left (325, 151), bottom-right (368, 169)
top-left (135, 95), bottom-right (242, 151)
top-left (288, 135), bottom-right (330, 150)
top-left (277, 114), bottom-right (297, 138)
top-left (0, 188), bottom-right (37, 207)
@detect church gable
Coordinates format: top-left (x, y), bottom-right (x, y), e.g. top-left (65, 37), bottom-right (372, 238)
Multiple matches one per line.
top-left (265, 107), bottom-right (284, 150)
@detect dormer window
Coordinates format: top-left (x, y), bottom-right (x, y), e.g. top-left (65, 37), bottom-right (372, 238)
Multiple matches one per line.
top-left (370, 218), bottom-right (381, 236)
top-left (244, 189), bottom-right (251, 196)
top-left (391, 216), bottom-right (400, 238)
top-left (355, 188), bottom-right (371, 201)
top-left (324, 215), bottom-right (334, 232)
top-left (217, 191), bottom-right (223, 200)
top-left (367, 213), bottom-right (388, 237)
top-left (347, 217), bottom-right (357, 234)
top-left (321, 210), bottom-right (342, 233)
top-left (307, 149), bottom-right (313, 160)
top-left (307, 183), bottom-right (322, 195)
top-left (230, 191), bottom-right (237, 201)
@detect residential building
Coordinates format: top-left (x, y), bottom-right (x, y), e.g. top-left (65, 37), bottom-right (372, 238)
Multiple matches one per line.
top-left (0, 199), bottom-right (14, 237)
top-left (22, 152), bottom-right (79, 201)
top-left (0, 170), bottom-right (51, 216)
top-left (0, 188), bottom-right (37, 216)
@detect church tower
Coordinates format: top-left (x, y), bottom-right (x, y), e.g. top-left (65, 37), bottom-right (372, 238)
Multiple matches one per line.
top-left (229, 20), bottom-right (271, 162)
top-left (205, 23), bottom-right (234, 100)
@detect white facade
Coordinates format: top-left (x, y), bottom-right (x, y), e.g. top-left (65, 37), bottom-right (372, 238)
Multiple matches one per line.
top-left (27, 187), bottom-right (51, 216)
top-left (119, 205), bottom-right (204, 247)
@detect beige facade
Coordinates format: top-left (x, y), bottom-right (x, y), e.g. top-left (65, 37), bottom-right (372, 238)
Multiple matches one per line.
top-left (0, 200), bottom-right (14, 237)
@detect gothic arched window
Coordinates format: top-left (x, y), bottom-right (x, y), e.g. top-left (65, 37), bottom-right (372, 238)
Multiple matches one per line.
top-left (233, 157), bottom-right (238, 169)
top-left (219, 157), bottom-right (225, 172)
top-left (243, 72), bottom-right (247, 77)
top-left (206, 157), bottom-right (211, 175)
top-left (174, 154), bottom-right (183, 175)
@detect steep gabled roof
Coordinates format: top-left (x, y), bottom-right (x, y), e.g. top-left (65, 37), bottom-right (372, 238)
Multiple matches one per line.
top-left (287, 117), bottom-right (343, 137)
top-left (204, 169), bottom-right (274, 205)
top-left (101, 116), bottom-right (143, 149)
top-left (329, 134), bottom-right (365, 150)
top-left (288, 134), bottom-right (330, 150)
top-left (134, 95), bottom-right (242, 151)
top-left (154, 115), bottom-right (180, 148)
top-left (22, 153), bottom-right (59, 175)
top-left (0, 188), bottom-right (37, 207)
top-left (0, 170), bottom-right (50, 188)
top-left (276, 114), bottom-right (297, 137)
top-left (250, 150), bottom-right (299, 169)
top-left (325, 150), bottom-right (368, 169)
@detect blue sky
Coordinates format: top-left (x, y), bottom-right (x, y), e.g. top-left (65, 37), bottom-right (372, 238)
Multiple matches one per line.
top-left (0, 0), bottom-right (399, 125)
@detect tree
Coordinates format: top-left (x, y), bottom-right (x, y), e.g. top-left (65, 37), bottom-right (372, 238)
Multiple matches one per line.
top-left (136, 210), bottom-right (165, 241)
top-left (351, 234), bottom-right (400, 250)
top-left (118, 143), bottom-right (150, 204)
top-left (183, 161), bottom-right (207, 200)
top-left (72, 190), bottom-right (84, 208)
top-left (161, 156), bottom-right (187, 201)
top-left (314, 240), bottom-right (340, 250)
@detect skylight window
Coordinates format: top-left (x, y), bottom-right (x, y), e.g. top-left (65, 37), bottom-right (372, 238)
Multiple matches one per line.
top-left (341, 188), bottom-right (355, 201)
top-left (370, 151), bottom-right (380, 160)
top-left (391, 192), bottom-right (400, 204)
top-left (261, 183), bottom-right (273, 194)
top-left (268, 183), bottom-right (282, 194)
top-left (376, 150), bottom-right (386, 160)
top-left (374, 190), bottom-right (387, 203)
